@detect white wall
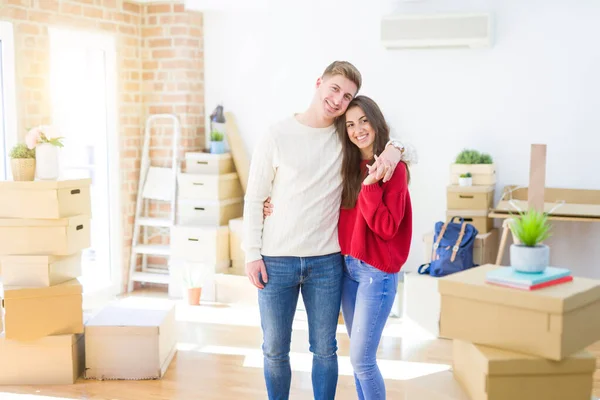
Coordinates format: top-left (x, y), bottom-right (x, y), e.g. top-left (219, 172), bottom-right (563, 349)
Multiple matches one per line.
top-left (204, 0), bottom-right (600, 278)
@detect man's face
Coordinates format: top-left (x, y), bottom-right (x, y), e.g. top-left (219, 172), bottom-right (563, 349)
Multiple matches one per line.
top-left (316, 75), bottom-right (358, 119)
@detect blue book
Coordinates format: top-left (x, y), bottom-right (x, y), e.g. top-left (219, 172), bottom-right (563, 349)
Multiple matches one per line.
top-left (486, 266), bottom-right (571, 287)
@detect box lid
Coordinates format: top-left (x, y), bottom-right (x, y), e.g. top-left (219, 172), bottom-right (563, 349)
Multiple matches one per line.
top-left (0, 214), bottom-right (88, 227)
top-left (185, 151), bottom-right (231, 161)
top-left (447, 185), bottom-right (494, 193)
top-left (3, 278), bottom-right (83, 300)
top-left (439, 264), bottom-right (600, 314)
top-left (0, 178), bottom-right (91, 190)
top-left (177, 197), bottom-right (243, 207)
top-left (463, 340), bottom-right (596, 376)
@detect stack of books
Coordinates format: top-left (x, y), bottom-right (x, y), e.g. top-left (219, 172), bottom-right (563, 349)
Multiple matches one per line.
top-left (485, 266), bottom-right (572, 290)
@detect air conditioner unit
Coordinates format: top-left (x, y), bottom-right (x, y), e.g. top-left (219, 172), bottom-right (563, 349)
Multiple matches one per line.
top-left (381, 13), bottom-right (493, 49)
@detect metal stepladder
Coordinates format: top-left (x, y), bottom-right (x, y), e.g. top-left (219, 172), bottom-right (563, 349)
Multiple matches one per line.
top-left (127, 114), bottom-right (181, 292)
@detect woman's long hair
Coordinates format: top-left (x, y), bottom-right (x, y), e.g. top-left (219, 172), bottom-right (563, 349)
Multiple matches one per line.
top-left (336, 95), bottom-right (409, 209)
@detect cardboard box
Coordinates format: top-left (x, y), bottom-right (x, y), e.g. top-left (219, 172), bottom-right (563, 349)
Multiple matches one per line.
top-left (225, 112), bottom-right (251, 193)
top-left (177, 198), bottom-right (243, 226)
top-left (447, 185), bottom-right (494, 210)
top-left (453, 339), bottom-right (595, 400)
top-left (0, 252), bottom-right (82, 287)
top-left (446, 210), bottom-right (493, 234)
top-left (439, 264), bottom-right (600, 360)
top-left (171, 224), bottom-right (230, 264)
top-left (2, 279), bottom-right (83, 340)
top-left (450, 164), bottom-right (496, 186)
top-left (423, 228), bottom-right (499, 266)
top-left (229, 259), bottom-right (246, 276)
top-left (228, 217), bottom-right (244, 262)
top-left (184, 151), bottom-right (235, 175)
top-left (0, 215), bottom-right (90, 255)
top-left (177, 172), bottom-right (243, 201)
top-left (0, 178), bottom-right (91, 219)
top-left (0, 333), bottom-right (85, 385)
top-left (402, 271), bottom-right (444, 338)
top-left (84, 298), bottom-right (177, 380)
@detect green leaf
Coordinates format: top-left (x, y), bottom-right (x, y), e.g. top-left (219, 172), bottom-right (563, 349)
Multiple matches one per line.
top-left (510, 208), bottom-right (552, 246)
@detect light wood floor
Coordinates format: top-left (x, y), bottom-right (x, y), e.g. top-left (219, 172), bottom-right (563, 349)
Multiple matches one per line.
top-left (0, 290), bottom-right (599, 400)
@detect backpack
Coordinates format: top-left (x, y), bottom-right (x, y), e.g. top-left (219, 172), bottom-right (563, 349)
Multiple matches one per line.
top-left (418, 216), bottom-right (479, 277)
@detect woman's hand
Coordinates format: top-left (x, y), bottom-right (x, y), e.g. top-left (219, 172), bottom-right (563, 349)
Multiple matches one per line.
top-left (364, 156), bottom-right (384, 185)
top-left (263, 197), bottom-right (273, 219)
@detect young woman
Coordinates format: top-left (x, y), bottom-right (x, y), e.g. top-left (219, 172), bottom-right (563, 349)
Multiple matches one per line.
top-left (264, 95), bottom-right (412, 400)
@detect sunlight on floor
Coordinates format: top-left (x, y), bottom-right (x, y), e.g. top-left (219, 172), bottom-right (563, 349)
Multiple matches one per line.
top-left (0, 394), bottom-right (74, 400)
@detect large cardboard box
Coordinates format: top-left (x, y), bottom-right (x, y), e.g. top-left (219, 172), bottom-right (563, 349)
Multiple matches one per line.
top-left (423, 228), bottom-right (499, 266)
top-left (446, 210), bottom-right (493, 234)
top-left (177, 172), bottom-right (243, 201)
top-left (0, 252), bottom-right (82, 287)
top-left (228, 217), bottom-right (244, 262)
top-left (439, 264), bottom-right (600, 360)
top-left (2, 279), bottom-right (83, 340)
top-left (450, 164), bottom-right (496, 186)
top-left (402, 271), bottom-right (443, 338)
top-left (0, 215), bottom-right (90, 255)
top-left (177, 198), bottom-right (243, 226)
top-left (453, 339), bottom-right (595, 400)
top-left (171, 224), bottom-right (229, 264)
top-left (184, 152), bottom-right (235, 175)
top-left (0, 178), bottom-right (91, 219)
top-left (447, 185), bottom-right (494, 210)
top-left (84, 298), bottom-right (177, 380)
top-left (0, 333), bottom-right (85, 385)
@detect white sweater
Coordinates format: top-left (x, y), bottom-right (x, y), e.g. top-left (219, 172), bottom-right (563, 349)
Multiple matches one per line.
top-left (242, 115), bottom-right (344, 263)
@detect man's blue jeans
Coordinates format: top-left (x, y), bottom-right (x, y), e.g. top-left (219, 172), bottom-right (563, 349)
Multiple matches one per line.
top-left (258, 253), bottom-right (343, 400)
top-left (341, 255), bottom-right (398, 400)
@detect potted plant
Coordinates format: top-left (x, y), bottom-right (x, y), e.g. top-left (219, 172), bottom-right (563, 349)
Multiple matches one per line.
top-left (25, 125), bottom-right (64, 180)
top-left (9, 143), bottom-right (36, 181)
top-left (451, 149), bottom-right (495, 185)
top-left (458, 172), bottom-right (472, 187)
top-left (509, 208), bottom-right (552, 273)
top-left (183, 266), bottom-right (203, 306)
top-left (209, 130), bottom-right (225, 154)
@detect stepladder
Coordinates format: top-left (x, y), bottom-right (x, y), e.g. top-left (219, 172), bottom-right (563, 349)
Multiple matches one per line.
top-left (127, 114), bottom-right (181, 292)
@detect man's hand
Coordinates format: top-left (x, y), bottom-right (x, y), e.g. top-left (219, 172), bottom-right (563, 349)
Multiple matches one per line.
top-left (368, 144), bottom-right (403, 182)
top-left (246, 259), bottom-right (268, 289)
top-left (263, 197), bottom-right (273, 219)
top-left (363, 158), bottom-right (383, 186)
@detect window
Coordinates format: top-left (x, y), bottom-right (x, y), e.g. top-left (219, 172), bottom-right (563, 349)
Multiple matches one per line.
top-left (0, 21), bottom-right (18, 181)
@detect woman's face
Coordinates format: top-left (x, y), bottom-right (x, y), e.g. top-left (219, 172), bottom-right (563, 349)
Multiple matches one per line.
top-left (345, 106), bottom-right (376, 152)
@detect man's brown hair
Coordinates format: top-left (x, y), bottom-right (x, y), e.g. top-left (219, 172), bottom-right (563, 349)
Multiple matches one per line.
top-left (322, 61), bottom-right (362, 93)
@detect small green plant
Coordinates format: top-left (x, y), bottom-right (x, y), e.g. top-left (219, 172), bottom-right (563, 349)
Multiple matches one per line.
top-left (460, 172), bottom-right (472, 178)
top-left (210, 131), bottom-right (224, 142)
top-left (9, 143), bottom-right (36, 159)
top-left (455, 149), bottom-right (493, 164)
top-left (510, 209), bottom-right (552, 247)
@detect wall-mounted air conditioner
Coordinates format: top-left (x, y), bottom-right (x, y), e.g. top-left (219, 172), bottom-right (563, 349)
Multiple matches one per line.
top-left (381, 13), bottom-right (493, 49)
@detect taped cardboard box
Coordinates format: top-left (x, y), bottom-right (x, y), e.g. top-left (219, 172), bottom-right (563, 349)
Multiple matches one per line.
top-left (177, 198), bottom-right (243, 226)
top-left (84, 298), bottom-right (177, 380)
top-left (0, 178), bottom-right (91, 219)
top-left (439, 264), bottom-right (600, 360)
top-left (0, 333), bottom-right (85, 385)
top-left (447, 185), bottom-right (494, 210)
top-left (177, 172), bottom-right (243, 201)
top-left (423, 228), bottom-right (499, 266)
top-left (450, 164), bottom-right (496, 186)
top-left (171, 224), bottom-right (230, 264)
top-left (453, 339), bottom-right (595, 400)
top-left (2, 279), bottom-right (83, 340)
top-left (446, 210), bottom-right (493, 234)
top-left (0, 215), bottom-right (90, 255)
top-left (184, 152), bottom-right (235, 175)
top-left (228, 217), bottom-right (244, 262)
top-left (0, 252), bottom-right (82, 287)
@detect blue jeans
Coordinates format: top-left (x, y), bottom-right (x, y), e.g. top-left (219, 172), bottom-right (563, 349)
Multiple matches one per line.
top-left (341, 255), bottom-right (399, 400)
top-left (258, 253), bottom-right (343, 400)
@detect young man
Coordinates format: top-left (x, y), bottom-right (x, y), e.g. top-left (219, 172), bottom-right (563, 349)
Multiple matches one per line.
top-left (242, 61), bottom-right (405, 400)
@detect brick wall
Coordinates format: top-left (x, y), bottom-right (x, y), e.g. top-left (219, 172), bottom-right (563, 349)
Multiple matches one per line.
top-left (0, 0), bottom-right (205, 292)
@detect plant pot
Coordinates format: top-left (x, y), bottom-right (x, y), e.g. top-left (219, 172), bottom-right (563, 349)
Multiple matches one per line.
top-left (458, 177), bottom-right (472, 187)
top-left (10, 159), bottom-right (36, 181)
top-left (35, 143), bottom-right (60, 180)
top-left (210, 141), bottom-right (225, 154)
top-left (510, 244), bottom-right (549, 273)
top-left (187, 287), bottom-right (202, 305)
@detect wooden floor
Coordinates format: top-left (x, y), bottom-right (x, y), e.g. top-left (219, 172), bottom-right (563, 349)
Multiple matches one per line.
top-left (0, 290), bottom-right (599, 400)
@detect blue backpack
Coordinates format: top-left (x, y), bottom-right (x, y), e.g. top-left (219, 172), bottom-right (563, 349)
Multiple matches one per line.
top-left (418, 217), bottom-right (479, 277)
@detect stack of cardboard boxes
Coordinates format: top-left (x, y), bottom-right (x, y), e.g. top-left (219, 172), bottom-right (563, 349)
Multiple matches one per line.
top-left (439, 264), bottom-right (600, 400)
top-left (169, 152), bottom-right (243, 301)
top-left (0, 179), bottom-right (91, 385)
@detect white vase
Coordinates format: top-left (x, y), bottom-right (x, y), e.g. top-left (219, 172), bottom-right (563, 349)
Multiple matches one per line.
top-left (510, 244), bottom-right (549, 273)
top-left (35, 143), bottom-right (60, 180)
top-left (459, 177), bottom-right (472, 187)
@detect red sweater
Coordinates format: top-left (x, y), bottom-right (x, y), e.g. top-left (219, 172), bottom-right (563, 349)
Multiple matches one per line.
top-left (338, 160), bottom-right (412, 273)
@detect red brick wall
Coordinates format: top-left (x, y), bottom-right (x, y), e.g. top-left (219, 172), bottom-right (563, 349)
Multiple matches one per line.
top-left (0, 0), bottom-right (204, 293)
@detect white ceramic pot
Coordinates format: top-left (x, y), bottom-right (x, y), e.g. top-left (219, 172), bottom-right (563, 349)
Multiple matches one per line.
top-left (458, 177), bottom-right (472, 187)
top-left (510, 244), bottom-right (549, 273)
top-left (35, 143), bottom-right (60, 180)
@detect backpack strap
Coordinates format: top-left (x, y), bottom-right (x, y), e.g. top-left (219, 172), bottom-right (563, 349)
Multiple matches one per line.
top-left (432, 222), bottom-right (450, 261)
top-left (450, 222), bottom-right (467, 262)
